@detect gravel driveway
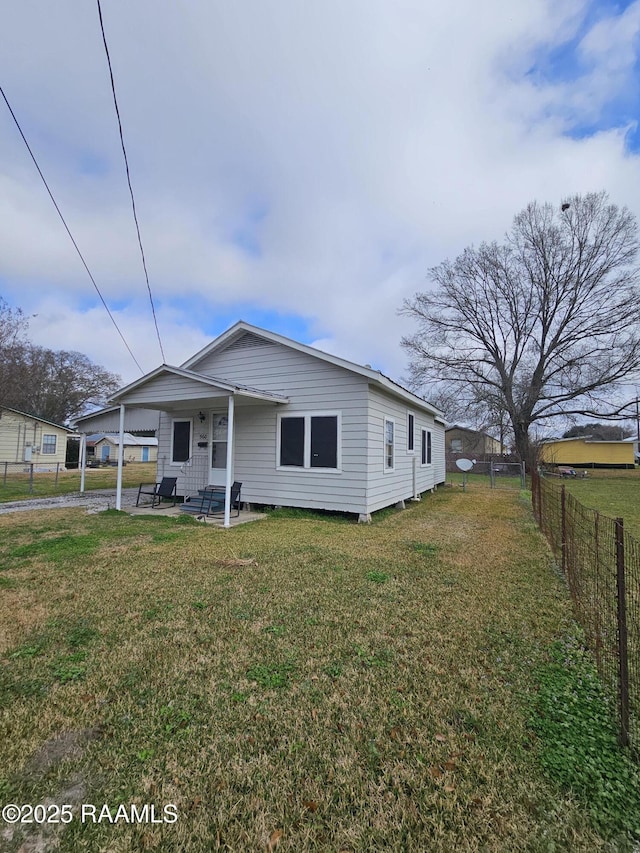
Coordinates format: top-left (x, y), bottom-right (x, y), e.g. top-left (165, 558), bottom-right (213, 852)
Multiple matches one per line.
top-left (0, 488), bottom-right (141, 515)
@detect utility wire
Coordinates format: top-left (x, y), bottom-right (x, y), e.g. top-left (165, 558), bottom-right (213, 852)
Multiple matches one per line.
top-left (96, 0), bottom-right (166, 363)
top-left (0, 85), bottom-right (145, 374)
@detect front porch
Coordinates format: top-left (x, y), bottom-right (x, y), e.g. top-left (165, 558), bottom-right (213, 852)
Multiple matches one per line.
top-left (127, 502), bottom-right (267, 527)
top-left (104, 364), bottom-right (289, 527)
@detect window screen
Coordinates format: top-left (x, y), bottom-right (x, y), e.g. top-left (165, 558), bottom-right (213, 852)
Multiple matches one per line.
top-left (310, 416), bottom-right (338, 468)
top-left (422, 429), bottom-right (432, 464)
top-left (407, 414), bottom-right (414, 451)
top-left (172, 420), bottom-right (191, 463)
top-left (280, 417), bottom-right (305, 466)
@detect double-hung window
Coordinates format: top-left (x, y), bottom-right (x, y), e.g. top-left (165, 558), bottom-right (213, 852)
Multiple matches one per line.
top-left (421, 429), bottom-right (432, 465)
top-left (407, 412), bottom-right (415, 452)
top-left (278, 412), bottom-right (340, 471)
top-left (384, 418), bottom-right (395, 471)
top-left (171, 419), bottom-right (192, 464)
top-left (42, 434), bottom-right (57, 455)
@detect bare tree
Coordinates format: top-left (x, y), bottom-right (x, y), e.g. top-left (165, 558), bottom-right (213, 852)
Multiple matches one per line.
top-left (0, 297), bottom-right (121, 424)
top-left (0, 297), bottom-right (28, 350)
top-left (401, 191), bottom-right (640, 467)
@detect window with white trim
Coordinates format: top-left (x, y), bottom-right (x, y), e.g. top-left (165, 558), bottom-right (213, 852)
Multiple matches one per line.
top-left (421, 429), bottom-right (432, 465)
top-left (384, 418), bottom-right (395, 471)
top-left (407, 412), bottom-right (415, 452)
top-left (171, 419), bottom-right (192, 464)
top-left (278, 412), bottom-right (340, 471)
top-left (42, 434), bottom-right (57, 455)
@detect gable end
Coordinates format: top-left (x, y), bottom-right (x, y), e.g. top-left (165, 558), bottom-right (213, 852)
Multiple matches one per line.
top-left (225, 332), bottom-right (274, 352)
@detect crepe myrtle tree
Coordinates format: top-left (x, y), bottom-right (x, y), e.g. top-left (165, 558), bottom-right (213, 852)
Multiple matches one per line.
top-left (401, 191), bottom-right (640, 468)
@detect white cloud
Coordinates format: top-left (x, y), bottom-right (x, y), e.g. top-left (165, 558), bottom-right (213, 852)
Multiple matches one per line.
top-left (1, 0), bottom-right (639, 389)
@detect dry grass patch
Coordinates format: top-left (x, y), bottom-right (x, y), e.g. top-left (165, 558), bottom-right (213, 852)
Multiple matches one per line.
top-left (0, 491), bottom-right (620, 851)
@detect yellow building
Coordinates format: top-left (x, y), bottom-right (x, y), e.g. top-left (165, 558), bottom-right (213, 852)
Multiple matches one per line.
top-left (540, 437), bottom-right (635, 469)
top-left (0, 407), bottom-right (74, 471)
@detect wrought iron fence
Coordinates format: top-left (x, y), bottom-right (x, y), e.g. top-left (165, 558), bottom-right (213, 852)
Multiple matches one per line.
top-left (531, 470), bottom-right (638, 754)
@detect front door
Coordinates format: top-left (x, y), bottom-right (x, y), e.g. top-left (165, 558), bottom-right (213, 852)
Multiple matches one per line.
top-left (209, 414), bottom-right (228, 486)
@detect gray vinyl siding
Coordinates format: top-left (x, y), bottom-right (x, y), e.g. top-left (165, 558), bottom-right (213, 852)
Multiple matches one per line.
top-left (75, 408), bottom-right (160, 434)
top-left (121, 374), bottom-right (230, 406)
top-left (365, 387), bottom-right (445, 514)
top-left (161, 340), bottom-right (371, 513)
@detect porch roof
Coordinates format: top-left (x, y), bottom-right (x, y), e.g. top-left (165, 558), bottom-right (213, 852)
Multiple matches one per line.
top-left (109, 365), bottom-right (289, 411)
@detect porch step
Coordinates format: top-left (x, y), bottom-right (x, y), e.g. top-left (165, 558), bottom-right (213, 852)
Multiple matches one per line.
top-left (180, 489), bottom-right (224, 516)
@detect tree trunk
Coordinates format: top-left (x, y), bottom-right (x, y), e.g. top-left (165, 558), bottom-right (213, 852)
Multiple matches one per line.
top-left (513, 421), bottom-right (534, 472)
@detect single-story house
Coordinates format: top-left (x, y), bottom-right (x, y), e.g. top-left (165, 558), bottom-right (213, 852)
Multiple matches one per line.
top-left (0, 407), bottom-right (74, 471)
top-left (87, 433), bottom-right (158, 464)
top-left (540, 437), bottom-right (636, 469)
top-left (445, 426), bottom-right (503, 457)
top-left (108, 321), bottom-right (446, 524)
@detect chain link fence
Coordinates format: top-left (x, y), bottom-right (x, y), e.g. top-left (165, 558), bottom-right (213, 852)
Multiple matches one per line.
top-left (1, 461), bottom-right (65, 496)
top-left (532, 470), bottom-right (638, 755)
top-left (446, 457), bottom-right (526, 489)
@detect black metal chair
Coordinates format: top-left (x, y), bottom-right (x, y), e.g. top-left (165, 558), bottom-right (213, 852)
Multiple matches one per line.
top-left (207, 481), bottom-right (243, 518)
top-left (136, 476), bottom-right (178, 508)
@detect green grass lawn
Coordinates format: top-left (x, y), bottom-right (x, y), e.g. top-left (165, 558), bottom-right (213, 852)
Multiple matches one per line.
top-left (0, 462), bottom-right (158, 502)
top-left (554, 469), bottom-right (640, 541)
top-left (0, 489), bottom-right (637, 851)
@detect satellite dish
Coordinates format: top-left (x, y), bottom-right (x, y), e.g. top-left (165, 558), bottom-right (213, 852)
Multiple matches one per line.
top-left (456, 458), bottom-right (474, 472)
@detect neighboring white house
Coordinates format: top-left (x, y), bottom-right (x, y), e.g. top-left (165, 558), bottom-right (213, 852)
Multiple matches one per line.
top-left (0, 407), bottom-right (74, 471)
top-left (109, 322), bottom-right (446, 523)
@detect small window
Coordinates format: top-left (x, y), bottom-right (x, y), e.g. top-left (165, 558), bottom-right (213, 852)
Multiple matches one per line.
top-left (407, 413), bottom-right (415, 452)
top-left (42, 434), bottom-right (57, 455)
top-left (384, 418), bottom-right (395, 471)
top-left (171, 419), bottom-right (192, 464)
top-left (450, 438), bottom-right (463, 453)
top-left (422, 429), bottom-right (432, 465)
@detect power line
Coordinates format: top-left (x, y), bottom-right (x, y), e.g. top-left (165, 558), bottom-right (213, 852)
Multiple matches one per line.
top-left (0, 85), bottom-right (145, 374)
top-left (96, 0), bottom-right (166, 364)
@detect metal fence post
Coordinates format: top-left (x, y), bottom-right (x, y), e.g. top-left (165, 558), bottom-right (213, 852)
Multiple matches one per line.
top-left (55, 462), bottom-right (60, 486)
top-left (537, 471), bottom-right (542, 525)
top-left (615, 517), bottom-right (630, 747)
top-left (3, 461), bottom-right (7, 486)
top-left (29, 463), bottom-right (34, 494)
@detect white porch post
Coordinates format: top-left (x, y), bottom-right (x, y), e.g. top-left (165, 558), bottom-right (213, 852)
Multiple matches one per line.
top-left (79, 434), bottom-right (87, 493)
top-left (116, 404), bottom-right (125, 511)
top-left (223, 394), bottom-right (235, 528)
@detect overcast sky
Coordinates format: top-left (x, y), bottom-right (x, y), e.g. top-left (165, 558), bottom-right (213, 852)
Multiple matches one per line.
top-left (1, 0), bottom-right (640, 390)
